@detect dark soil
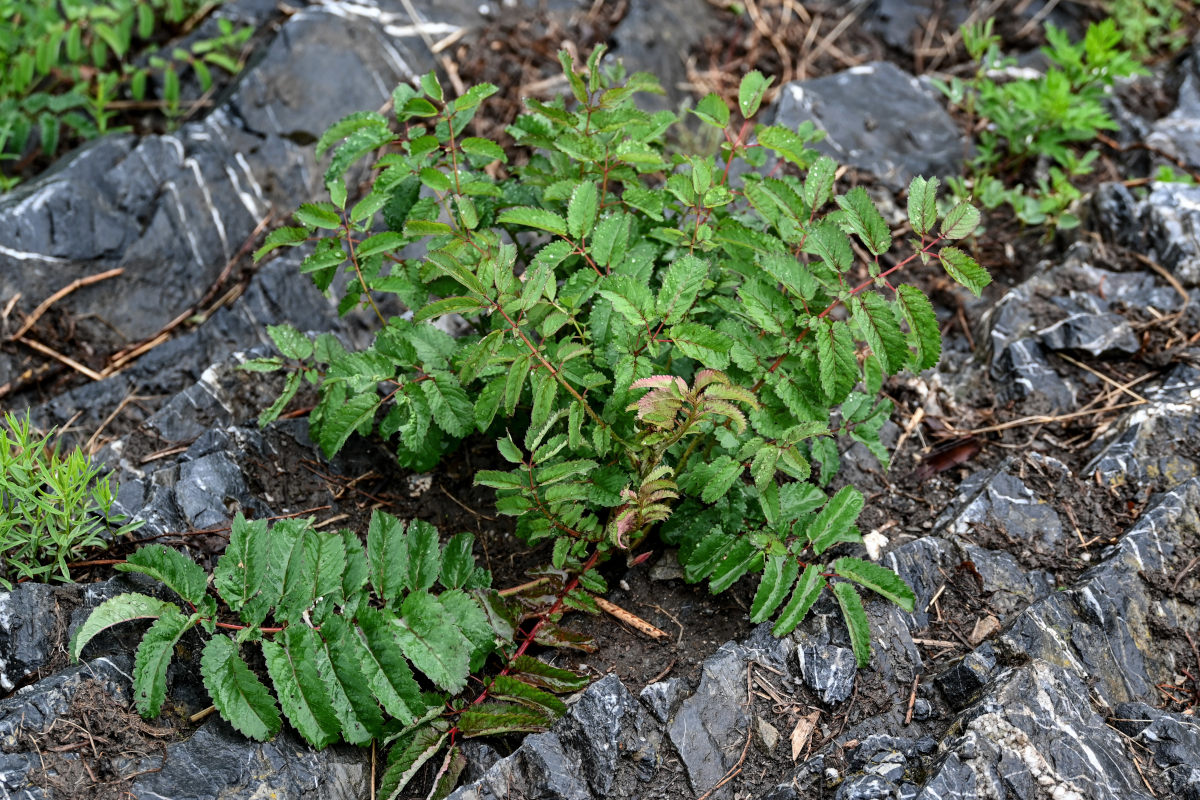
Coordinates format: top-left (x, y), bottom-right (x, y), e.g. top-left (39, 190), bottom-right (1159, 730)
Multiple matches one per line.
top-left (9, 680), bottom-right (181, 800)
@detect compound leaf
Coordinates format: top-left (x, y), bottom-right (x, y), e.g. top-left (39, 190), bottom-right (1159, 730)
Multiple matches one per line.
top-left (458, 701), bottom-right (555, 738)
top-left (314, 615), bottom-right (385, 744)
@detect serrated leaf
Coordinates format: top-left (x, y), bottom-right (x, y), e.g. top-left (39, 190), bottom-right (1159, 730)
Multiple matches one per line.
top-left (907, 176), bottom-right (939, 237)
top-left (403, 519), bottom-right (441, 592)
top-left (938, 247), bottom-right (991, 296)
top-left (423, 371), bottom-right (474, 437)
top-left (271, 521), bottom-right (321, 622)
top-left (267, 324), bottom-right (312, 360)
top-left (379, 723), bottom-right (449, 800)
top-left (833, 557), bottom-right (915, 612)
top-left (413, 296), bottom-right (487, 323)
top-left (599, 274), bottom-right (654, 327)
top-left (683, 530), bottom-right (737, 582)
top-left (117, 545), bottom-right (208, 607)
top-left (295, 203), bottom-right (342, 230)
top-left (804, 155), bottom-right (837, 210)
top-left (669, 322), bottom-right (732, 369)
top-left (316, 392), bottom-right (382, 458)
top-left (509, 655), bottom-right (590, 692)
top-left (850, 293), bottom-right (908, 373)
top-left (657, 254), bottom-right (707, 324)
top-left (693, 92), bottom-right (731, 128)
top-left (200, 636), bottom-right (282, 742)
top-left (833, 582), bottom-right (872, 667)
top-left (458, 701), bottom-right (555, 738)
top-left (816, 321), bottom-right (857, 404)
top-left (393, 591), bottom-right (472, 692)
top-left (315, 111), bottom-right (389, 157)
top-left (460, 137), bottom-right (506, 163)
top-left (750, 555), bottom-right (799, 623)
top-left (367, 511), bottom-right (407, 602)
top-left (757, 124), bottom-right (814, 168)
top-left (356, 607), bottom-right (424, 723)
top-left (836, 186), bottom-right (892, 255)
top-left (263, 626), bottom-right (341, 747)
top-left (708, 539), bottom-right (763, 593)
top-left (497, 206), bottom-right (569, 237)
top-left (314, 615), bottom-right (385, 744)
top-left (940, 202), bottom-right (980, 239)
top-left (487, 675), bottom-right (568, 716)
top-left (739, 70), bottom-right (772, 117)
top-left (772, 564), bottom-right (825, 636)
top-left (132, 606), bottom-right (192, 717)
top-left (440, 533), bottom-right (477, 590)
top-left (568, 182), bottom-right (598, 239)
top-left (895, 284), bottom-right (941, 370)
top-left (453, 82), bottom-right (498, 111)
top-left (254, 226), bottom-right (309, 261)
top-left (214, 515), bottom-right (270, 620)
top-left (520, 240), bottom-right (573, 311)
top-left (802, 221), bottom-right (853, 273)
top-left (807, 486), bottom-right (864, 555)
top-left (751, 445), bottom-right (780, 491)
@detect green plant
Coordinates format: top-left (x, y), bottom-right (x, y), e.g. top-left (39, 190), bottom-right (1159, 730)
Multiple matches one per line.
top-left (0, 0), bottom-right (252, 191)
top-left (250, 54), bottom-right (988, 668)
top-left (72, 511), bottom-right (587, 798)
top-left (0, 411), bottom-right (141, 588)
top-left (1109, 0), bottom-right (1188, 60)
top-left (936, 18), bottom-right (1146, 229)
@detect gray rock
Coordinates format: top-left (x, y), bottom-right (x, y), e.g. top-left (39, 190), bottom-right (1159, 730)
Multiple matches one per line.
top-left (994, 337), bottom-right (1078, 412)
top-left (936, 467), bottom-right (1067, 554)
top-left (640, 677), bottom-right (685, 724)
top-left (448, 674), bottom-right (659, 800)
top-left (796, 644), bottom-right (857, 705)
top-left (0, 583), bottom-right (59, 691)
top-left (130, 718), bottom-right (369, 800)
top-left (229, 4), bottom-right (418, 141)
top-left (1038, 311), bottom-right (1139, 356)
top-left (1147, 44), bottom-right (1200, 170)
top-left (934, 643), bottom-right (997, 711)
top-left (837, 774), bottom-right (900, 800)
top-left (1000, 480), bottom-right (1200, 707)
top-left (916, 661), bottom-right (1153, 800)
top-left (609, 0), bottom-right (722, 112)
top-left (668, 644), bottom-right (752, 799)
top-left (772, 62), bottom-right (967, 190)
top-left (1086, 363), bottom-right (1200, 489)
top-left (1134, 182), bottom-right (1200, 287)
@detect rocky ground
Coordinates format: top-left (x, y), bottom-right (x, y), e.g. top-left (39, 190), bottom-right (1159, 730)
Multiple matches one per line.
top-left (1, 1), bottom-right (1199, 799)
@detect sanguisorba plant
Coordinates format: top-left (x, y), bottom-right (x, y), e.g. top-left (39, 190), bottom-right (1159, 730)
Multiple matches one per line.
top-left (251, 50), bottom-right (990, 667)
